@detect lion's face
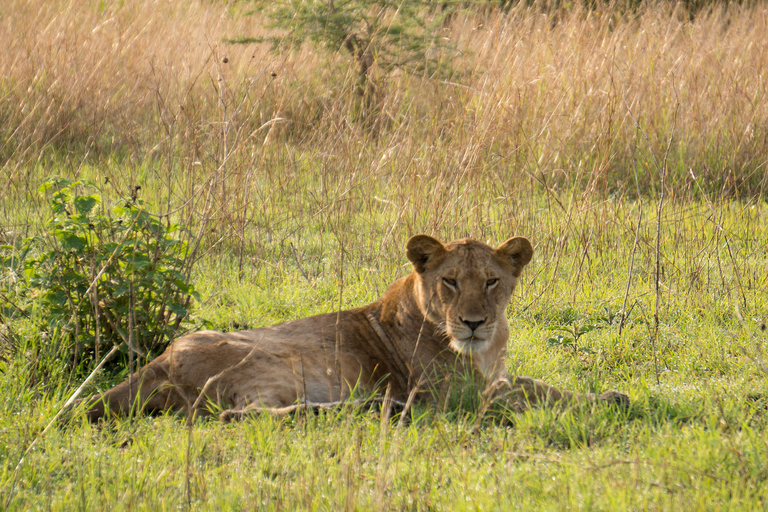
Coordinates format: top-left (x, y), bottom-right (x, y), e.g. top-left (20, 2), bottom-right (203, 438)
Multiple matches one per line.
top-left (406, 235), bottom-right (533, 355)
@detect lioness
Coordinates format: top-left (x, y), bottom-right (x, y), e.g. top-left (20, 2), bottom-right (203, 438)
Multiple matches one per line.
top-left (85, 235), bottom-right (628, 422)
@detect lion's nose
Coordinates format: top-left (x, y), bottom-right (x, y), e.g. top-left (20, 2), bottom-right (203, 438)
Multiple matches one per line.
top-left (460, 318), bottom-right (485, 332)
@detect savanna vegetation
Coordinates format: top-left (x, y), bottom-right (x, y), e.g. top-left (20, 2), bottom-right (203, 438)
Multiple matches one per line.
top-left (1, 0), bottom-right (767, 509)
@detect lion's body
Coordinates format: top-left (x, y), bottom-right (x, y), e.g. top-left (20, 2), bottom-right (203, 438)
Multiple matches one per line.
top-left (86, 236), bottom-right (627, 422)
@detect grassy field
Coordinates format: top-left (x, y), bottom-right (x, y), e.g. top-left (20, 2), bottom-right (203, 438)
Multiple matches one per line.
top-left (2, 0), bottom-right (768, 509)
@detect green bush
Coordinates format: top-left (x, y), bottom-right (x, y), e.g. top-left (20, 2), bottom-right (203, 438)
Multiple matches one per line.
top-left (8, 177), bottom-right (198, 371)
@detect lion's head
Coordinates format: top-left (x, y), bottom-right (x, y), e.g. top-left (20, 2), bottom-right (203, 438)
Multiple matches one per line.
top-left (406, 235), bottom-right (533, 355)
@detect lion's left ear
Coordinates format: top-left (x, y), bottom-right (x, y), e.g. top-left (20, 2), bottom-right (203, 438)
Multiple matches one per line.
top-left (495, 237), bottom-right (533, 277)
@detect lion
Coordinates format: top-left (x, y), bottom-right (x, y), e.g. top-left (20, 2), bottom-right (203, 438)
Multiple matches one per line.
top-left (85, 235), bottom-right (628, 422)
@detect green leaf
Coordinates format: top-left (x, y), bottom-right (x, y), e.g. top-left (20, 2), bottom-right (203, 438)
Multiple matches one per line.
top-left (38, 177), bottom-right (71, 195)
top-left (74, 194), bottom-right (101, 215)
top-left (547, 334), bottom-right (572, 347)
top-left (58, 232), bottom-right (88, 252)
top-left (168, 303), bottom-right (188, 318)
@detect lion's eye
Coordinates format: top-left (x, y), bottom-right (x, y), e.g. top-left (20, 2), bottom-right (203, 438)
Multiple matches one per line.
top-left (442, 278), bottom-right (457, 288)
top-left (486, 278), bottom-right (499, 288)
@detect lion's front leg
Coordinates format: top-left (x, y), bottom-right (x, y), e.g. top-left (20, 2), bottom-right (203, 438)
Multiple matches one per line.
top-left (484, 376), bottom-right (629, 412)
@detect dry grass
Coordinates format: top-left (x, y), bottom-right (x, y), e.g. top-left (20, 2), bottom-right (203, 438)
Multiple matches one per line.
top-left (2, 1), bottom-right (767, 205)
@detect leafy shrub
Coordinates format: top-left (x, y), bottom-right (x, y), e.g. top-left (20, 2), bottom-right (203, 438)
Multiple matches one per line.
top-left (9, 177), bottom-right (198, 371)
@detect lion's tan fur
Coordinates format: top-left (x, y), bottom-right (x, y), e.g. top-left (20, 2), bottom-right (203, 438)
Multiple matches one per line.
top-left (85, 235), bottom-right (627, 422)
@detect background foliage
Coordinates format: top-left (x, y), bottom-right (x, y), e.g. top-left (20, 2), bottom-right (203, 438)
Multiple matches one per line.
top-left (236, 0), bottom-right (456, 100)
top-left (4, 178), bottom-right (198, 372)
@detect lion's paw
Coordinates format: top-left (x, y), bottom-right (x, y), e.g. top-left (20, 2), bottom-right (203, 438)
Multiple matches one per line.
top-left (219, 409), bottom-right (243, 423)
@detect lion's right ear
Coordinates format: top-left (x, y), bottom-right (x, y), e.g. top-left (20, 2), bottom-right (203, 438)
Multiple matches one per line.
top-left (406, 235), bottom-right (446, 273)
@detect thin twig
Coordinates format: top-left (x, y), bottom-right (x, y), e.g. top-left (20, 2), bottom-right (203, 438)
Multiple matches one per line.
top-left (618, 143), bottom-right (644, 336)
top-left (690, 171), bottom-right (748, 311)
top-left (290, 242), bottom-right (312, 286)
top-left (128, 281), bottom-right (135, 415)
top-left (505, 452), bottom-right (726, 482)
top-left (618, 68), bottom-right (679, 385)
top-left (190, 339), bottom-right (265, 412)
top-left (649, 77), bottom-right (679, 386)
top-left (0, 291), bottom-right (30, 318)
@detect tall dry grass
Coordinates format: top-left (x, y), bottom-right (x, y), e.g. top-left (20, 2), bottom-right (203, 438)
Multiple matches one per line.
top-left (1, 0), bottom-right (767, 272)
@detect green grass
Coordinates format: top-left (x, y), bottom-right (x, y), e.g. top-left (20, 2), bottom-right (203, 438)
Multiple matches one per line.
top-left (4, 217), bottom-right (768, 509)
top-left (2, 382), bottom-right (767, 509)
top-left (2, 0), bottom-right (768, 509)
top-left (2, 189), bottom-right (767, 509)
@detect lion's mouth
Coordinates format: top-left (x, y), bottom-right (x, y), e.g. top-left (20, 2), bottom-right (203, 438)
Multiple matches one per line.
top-left (449, 335), bottom-right (490, 355)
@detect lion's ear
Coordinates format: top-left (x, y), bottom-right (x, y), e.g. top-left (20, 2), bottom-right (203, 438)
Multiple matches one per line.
top-left (406, 235), bottom-right (446, 273)
top-left (495, 237), bottom-right (533, 276)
